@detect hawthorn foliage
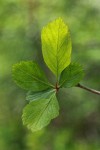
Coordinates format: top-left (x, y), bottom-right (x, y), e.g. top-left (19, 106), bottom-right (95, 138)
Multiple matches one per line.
top-left (12, 18), bottom-right (84, 132)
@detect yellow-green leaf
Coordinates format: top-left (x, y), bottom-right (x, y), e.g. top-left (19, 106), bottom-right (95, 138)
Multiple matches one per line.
top-left (41, 18), bottom-right (72, 79)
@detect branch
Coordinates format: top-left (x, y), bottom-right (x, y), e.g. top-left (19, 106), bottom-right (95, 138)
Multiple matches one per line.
top-left (76, 83), bottom-right (100, 95)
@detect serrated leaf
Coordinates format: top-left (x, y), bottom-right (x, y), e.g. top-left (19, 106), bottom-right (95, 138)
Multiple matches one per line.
top-left (41, 18), bottom-right (72, 79)
top-left (12, 61), bottom-right (52, 91)
top-left (22, 92), bottom-right (59, 132)
top-left (26, 88), bottom-right (56, 101)
top-left (59, 63), bottom-right (84, 88)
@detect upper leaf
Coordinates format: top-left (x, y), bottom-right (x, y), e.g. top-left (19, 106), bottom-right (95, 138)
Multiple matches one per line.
top-left (22, 92), bottom-right (59, 132)
top-left (26, 88), bottom-right (56, 101)
top-left (12, 61), bottom-right (52, 91)
top-left (41, 18), bottom-right (72, 79)
top-left (59, 62), bottom-right (84, 88)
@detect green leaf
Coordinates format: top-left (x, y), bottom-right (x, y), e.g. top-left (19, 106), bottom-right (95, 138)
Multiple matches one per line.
top-left (59, 63), bottom-right (84, 88)
top-left (41, 18), bottom-right (72, 79)
top-left (22, 92), bottom-right (59, 132)
top-left (26, 89), bottom-right (56, 101)
top-left (12, 61), bottom-right (52, 91)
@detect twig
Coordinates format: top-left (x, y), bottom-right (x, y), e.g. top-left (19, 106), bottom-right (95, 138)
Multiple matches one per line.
top-left (76, 83), bottom-right (100, 95)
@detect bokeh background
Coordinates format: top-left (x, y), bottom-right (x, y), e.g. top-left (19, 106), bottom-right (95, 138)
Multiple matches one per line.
top-left (0, 0), bottom-right (100, 149)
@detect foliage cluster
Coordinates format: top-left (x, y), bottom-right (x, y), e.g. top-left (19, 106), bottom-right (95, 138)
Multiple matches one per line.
top-left (13, 18), bottom-right (84, 132)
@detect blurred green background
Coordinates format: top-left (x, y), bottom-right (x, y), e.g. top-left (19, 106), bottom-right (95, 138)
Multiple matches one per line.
top-left (0, 0), bottom-right (100, 150)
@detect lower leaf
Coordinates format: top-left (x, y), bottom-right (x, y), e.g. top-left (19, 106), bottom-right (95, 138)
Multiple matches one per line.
top-left (26, 89), bottom-right (56, 102)
top-left (22, 93), bottom-right (59, 132)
